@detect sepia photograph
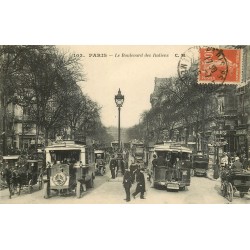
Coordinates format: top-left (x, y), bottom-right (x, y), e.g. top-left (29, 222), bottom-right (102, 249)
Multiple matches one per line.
top-left (1, 45), bottom-right (249, 204)
top-left (1, 2), bottom-right (250, 250)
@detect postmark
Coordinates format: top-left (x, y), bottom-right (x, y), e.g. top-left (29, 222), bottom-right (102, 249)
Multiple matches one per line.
top-left (177, 46), bottom-right (243, 93)
top-left (198, 47), bottom-right (228, 84)
top-left (178, 46), bottom-right (200, 84)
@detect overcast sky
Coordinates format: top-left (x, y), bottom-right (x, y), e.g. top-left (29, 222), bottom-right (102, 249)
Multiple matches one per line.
top-left (59, 45), bottom-right (190, 128)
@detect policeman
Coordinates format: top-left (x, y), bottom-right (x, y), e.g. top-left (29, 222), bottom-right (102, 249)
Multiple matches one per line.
top-left (123, 166), bottom-right (132, 202)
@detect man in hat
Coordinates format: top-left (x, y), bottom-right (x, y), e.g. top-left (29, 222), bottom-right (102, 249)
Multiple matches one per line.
top-left (232, 157), bottom-right (243, 171)
top-left (132, 167), bottom-right (146, 199)
top-left (152, 154), bottom-right (158, 168)
top-left (129, 160), bottom-right (139, 184)
top-left (147, 154), bottom-right (157, 182)
top-left (109, 155), bottom-right (117, 179)
top-left (123, 166), bottom-right (132, 202)
top-left (242, 155), bottom-right (249, 170)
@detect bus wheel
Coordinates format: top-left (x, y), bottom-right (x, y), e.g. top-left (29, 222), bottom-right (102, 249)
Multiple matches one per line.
top-left (150, 181), bottom-right (155, 188)
top-left (76, 181), bottom-right (82, 198)
top-left (43, 182), bottom-right (49, 199)
top-left (87, 177), bottom-right (94, 188)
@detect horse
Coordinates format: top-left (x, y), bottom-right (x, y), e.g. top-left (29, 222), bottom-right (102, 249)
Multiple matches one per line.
top-left (1, 166), bottom-right (22, 199)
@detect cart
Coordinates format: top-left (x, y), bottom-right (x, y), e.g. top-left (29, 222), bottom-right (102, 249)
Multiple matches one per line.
top-left (221, 169), bottom-right (250, 202)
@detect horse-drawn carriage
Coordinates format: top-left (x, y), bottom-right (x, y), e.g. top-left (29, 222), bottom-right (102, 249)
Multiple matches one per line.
top-left (221, 168), bottom-right (250, 202)
top-left (1, 155), bottom-right (42, 198)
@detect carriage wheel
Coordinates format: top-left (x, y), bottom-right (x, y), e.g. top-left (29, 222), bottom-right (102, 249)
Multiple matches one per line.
top-left (28, 180), bottom-right (33, 194)
top-left (193, 170), bottom-right (196, 177)
top-left (191, 169), bottom-right (195, 177)
top-left (43, 182), bottom-right (49, 199)
top-left (76, 181), bottom-right (82, 198)
top-left (17, 185), bottom-right (21, 196)
top-left (82, 183), bottom-right (87, 192)
top-left (38, 179), bottom-right (43, 190)
top-left (150, 181), bottom-right (155, 188)
top-left (38, 175), bottom-right (43, 190)
top-left (240, 192), bottom-right (245, 198)
top-left (100, 167), bottom-right (104, 176)
top-left (227, 182), bottom-right (233, 202)
top-left (221, 182), bottom-right (226, 197)
top-left (87, 177), bottom-right (94, 188)
top-left (9, 184), bottom-right (14, 199)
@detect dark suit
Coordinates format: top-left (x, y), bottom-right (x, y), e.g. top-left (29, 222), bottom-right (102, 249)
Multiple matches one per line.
top-left (123, 170), bottom-right (132, 201)
top-left (130, 163), bottom-right (139, 183)
top-left (109, 159), bottom-right (117, 179)
top-left (132, 171), bottom-right (146, 199)
top-left (157, 156), bottom-right (167, 166)
top-left (232, 160), bottom-right (243, 171)
top-left (152, 158), bottom-right (158, 168)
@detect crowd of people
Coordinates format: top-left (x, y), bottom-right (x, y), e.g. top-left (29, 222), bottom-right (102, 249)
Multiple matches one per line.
top-left (220, 152), bottom-right (249, 172)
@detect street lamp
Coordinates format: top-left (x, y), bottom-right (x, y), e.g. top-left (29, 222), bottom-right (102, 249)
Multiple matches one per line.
top-left (115, 89), bottom-right (124, 151)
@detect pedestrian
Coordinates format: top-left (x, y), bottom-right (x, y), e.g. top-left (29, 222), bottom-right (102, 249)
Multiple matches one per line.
top-left (109, 155), bottom-right (117, 179)
top-left (174, 157), bottom-right (182, 180)
top-left (220, 153), bottom-right (228, 170)
top-left (123, 167), bottom-right (132, 202)
top-left (152, 154), bottom-right (158, 168)
top-left (157, 153), bottom-right (167, 166)
top-left (129, 160), bottom-right (138, 184)
top-left (148, 154), bottom-right (157, 182)
top-left (242, 155), bottom-right (249, 170)
top-left (232, 157), bottom-right (243, 171)
top-left (132, 168), bottom-right (146, 199)
top-left (134, 160), bottom-right (141, 182)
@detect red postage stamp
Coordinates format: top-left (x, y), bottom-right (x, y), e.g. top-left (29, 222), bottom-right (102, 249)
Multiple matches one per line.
top-left (198, 47), bottom-right (242, 84)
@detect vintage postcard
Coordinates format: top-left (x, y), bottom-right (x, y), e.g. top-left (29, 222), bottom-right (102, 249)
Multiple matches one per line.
top-left (0, 45), bottom-right (250, 204)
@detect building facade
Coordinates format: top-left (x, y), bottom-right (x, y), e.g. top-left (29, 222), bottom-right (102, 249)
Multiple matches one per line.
top-left (149, 46), bottom-right (250, 160)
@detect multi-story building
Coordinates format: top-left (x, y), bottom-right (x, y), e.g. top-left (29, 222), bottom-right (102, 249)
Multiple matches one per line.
top-left (149, 46), bottom-right (250, 160)
top-left (150, 77), bottom-right (175, 108)
top-left (1, 102), bottom-right (42, 152)
top-left (235, 46), bottom-right (250, 158)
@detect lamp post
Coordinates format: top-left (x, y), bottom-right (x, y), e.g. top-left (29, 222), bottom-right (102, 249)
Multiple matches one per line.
top-left (115, 89), bottom-right (124, 151)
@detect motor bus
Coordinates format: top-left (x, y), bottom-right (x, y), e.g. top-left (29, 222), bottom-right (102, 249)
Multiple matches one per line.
top-left (43, 140), bottom-right (95, 199)
top-left (150, 142), bottom-right (192, 191)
